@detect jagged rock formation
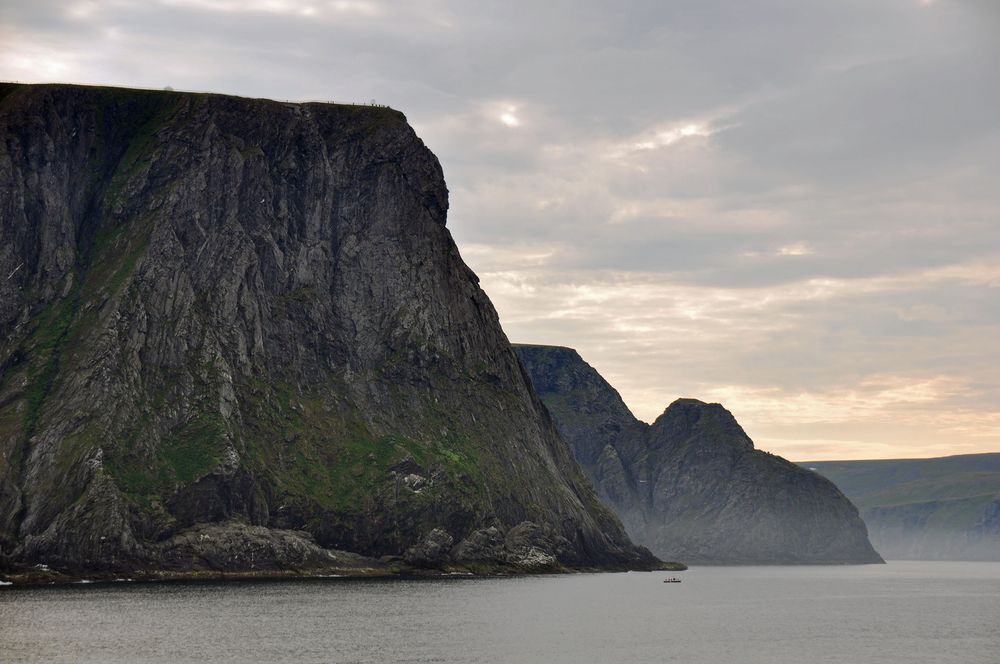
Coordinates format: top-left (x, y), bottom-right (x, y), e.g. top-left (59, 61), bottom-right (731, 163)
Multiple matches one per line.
top-left (0, 83), bottom-right (657, 580)
top-left (807, 455), bottom-right (1000, 561)
top-left (515, 344), bottom-right (883, 565)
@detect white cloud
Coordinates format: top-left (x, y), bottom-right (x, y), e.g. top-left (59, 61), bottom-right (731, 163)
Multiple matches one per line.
top-left (156, 0), bottom-right (380, 17)
top-left (776, 242), bottom-right (813, 256)
top-left (477, 255), bottom-right (1000, 460)
top-left (498, 106), bottom-right (521, 127)
top-left (0, 49), bottom-right (76, 81)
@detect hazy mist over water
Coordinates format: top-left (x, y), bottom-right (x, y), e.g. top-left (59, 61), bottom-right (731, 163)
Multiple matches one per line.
top-left (2, 562), bottom-right (998, 663)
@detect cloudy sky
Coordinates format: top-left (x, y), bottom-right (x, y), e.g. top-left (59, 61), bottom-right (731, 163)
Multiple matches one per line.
top-left (2, 0), bottom-right (998, 460)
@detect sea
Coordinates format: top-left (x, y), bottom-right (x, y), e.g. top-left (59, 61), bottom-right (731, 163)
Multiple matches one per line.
top-left (1, 561), bottom-right (998, 663)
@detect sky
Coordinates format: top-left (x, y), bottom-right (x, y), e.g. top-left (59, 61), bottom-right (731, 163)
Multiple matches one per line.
top-left (2, 0), bottom-right (998, 461)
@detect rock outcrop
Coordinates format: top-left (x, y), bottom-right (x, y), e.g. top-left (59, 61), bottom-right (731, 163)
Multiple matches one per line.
top-left (0, 83), bottom-right (657, 580)
top-left (515, 344), bottom-right (883, 564)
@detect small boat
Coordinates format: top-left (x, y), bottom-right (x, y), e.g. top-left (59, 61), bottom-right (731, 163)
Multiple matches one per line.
top-left (663, 577), bottom-right (681, 583)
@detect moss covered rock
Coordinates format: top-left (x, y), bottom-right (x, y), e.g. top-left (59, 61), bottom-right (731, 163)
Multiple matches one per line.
top-left (0, 84), bottom-right (657, 579)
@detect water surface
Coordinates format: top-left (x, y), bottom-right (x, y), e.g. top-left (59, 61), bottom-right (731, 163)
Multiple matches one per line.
top-left (2, 561), bottom-right (998, 663)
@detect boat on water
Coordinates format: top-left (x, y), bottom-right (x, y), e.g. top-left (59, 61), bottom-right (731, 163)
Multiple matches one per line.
top-left (663, 577), bottom-right (681, 583)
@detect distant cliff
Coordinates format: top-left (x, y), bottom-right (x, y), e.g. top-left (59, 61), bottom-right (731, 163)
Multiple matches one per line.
top-left (0, 83), bottom-right (657, 581)
top-left (515, 344), bottom-right (883, 565)
top-left (807, 455), bottom-right (1000, 561)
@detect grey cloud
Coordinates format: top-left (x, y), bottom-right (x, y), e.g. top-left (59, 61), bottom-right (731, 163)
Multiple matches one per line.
top-left (1, 0), bottom-right (997, 458)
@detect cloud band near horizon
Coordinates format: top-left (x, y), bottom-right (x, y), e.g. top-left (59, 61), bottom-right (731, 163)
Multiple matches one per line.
top-left (2, 0), bottom-right (998, 460)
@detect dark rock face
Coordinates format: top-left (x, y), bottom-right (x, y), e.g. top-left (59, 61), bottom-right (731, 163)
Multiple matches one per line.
top-left (0, 83), bottom-right (656, 577)
top-left (514, 344), bottom-right (883, 565)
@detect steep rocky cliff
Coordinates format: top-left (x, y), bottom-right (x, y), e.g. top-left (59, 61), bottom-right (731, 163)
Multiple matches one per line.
top-left (0, 83), bottom-right (657, 580)
top-left (515, 344), bottom-right (883, 565)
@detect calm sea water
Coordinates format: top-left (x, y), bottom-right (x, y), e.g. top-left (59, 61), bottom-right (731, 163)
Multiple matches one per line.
top-left (2, 561), bottom-right (998, 663)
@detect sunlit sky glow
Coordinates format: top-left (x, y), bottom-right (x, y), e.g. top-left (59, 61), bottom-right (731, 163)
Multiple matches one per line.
top-left (1, 0), bottom-right (997, 460)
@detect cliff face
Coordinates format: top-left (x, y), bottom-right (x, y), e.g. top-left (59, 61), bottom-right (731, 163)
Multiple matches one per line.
top-left (515, 344), bottom-right (883, 565)
top-left (0, 83), bottom-right (656, 578)
top-left (807, 455), bottom-right (1000, 561)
